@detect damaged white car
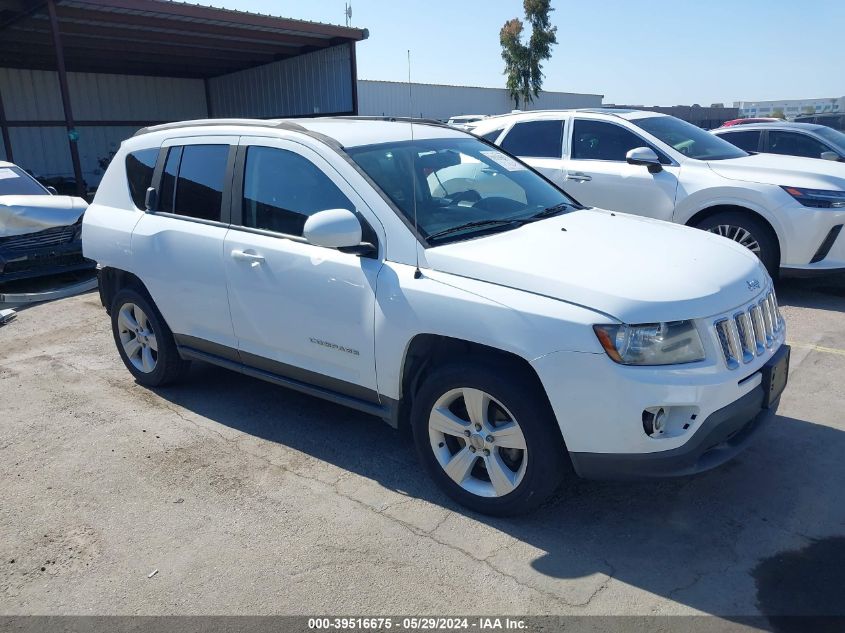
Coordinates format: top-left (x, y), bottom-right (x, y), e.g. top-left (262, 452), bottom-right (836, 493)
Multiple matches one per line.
top-left (0, 161), bottom-right (94, 284)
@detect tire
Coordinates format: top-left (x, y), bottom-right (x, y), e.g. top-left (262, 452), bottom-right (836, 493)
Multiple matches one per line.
top-left (110, 288), bottom-right (191, 387)
top-left (693, 211), bottom-right (779, 278)
top-left (411, 360), bottom-right (567, 516)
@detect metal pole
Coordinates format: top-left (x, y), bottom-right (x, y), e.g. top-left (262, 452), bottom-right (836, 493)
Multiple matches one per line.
top-left (349, 41), bottom-right (358, 115)
top-left (203, 78), bottom-right (214, 118)
top-left (0, 82), bottom-right (13, 163)
top-left (46, 0), bottom-right (85, 198)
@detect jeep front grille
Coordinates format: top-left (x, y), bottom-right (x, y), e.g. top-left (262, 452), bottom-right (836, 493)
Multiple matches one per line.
top-left (715, 289), bottom-right (783, 369)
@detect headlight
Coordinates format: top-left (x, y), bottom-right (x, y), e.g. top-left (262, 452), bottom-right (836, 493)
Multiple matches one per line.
top-left (593, 321), bottom-right (706, 366)
top-left (781, 186), bottom-right (845, 209)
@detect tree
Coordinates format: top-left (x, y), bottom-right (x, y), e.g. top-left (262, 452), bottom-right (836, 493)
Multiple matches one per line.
top-left (500, 0), bottom-right (558, 110)
top-left (770, 108), bottom-right (785, 119)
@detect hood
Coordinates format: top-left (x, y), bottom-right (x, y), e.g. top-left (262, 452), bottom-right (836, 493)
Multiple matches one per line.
top-left (707, 153), bottom-right (845, 190)
top-left (0, 195), bottom-right (88, 238)
top-left (425, 209), bottom-right (766, 323)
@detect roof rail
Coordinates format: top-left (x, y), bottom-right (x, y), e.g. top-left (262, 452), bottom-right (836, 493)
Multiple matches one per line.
top-left (132, 116), bottom-right (455, 138)
top-left (133, 118), bottom-right (308, 137)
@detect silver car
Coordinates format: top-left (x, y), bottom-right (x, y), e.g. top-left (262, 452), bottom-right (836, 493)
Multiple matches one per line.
top-left (714, 121), bottom-right (845, 163)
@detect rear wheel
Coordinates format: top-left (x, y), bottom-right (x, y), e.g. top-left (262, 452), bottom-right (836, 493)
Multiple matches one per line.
top-left (110, 288), bottom-right (190, 387)
top-left (694, 211), bottom-right (779, 277)
top-left (411, 361), bottom-right (567, 516)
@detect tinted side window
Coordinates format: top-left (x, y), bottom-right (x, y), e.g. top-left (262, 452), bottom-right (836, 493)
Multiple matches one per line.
top-left (125, 148), bottom-right (158, 209)
top-left (768, 131), bottom-right (830, 159)
top-left (720, 130), bottom-right (761, 152)
top-left (242, 146), bottom-right (354, 236)
top-left (500, 120), bottom-right (563, 158)
top-left (479, 127), bottom-right (505, 143)
top-left (571, 119), bottom-right (666, 162)
top-left (172, 145), bottom-right (229, 221)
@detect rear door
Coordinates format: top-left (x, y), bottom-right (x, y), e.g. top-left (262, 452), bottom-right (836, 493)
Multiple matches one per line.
top-left (131, 136), bottom-right (237, 351)
top-left (223, 136), bottom-right (383, 399)
top-left (562, 118), bottom-right (680, 222)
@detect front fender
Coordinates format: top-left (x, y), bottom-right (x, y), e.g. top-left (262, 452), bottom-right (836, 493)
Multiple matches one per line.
top-left (373, 263), bottom-right (606, 400)
top-left (673, 188), bottom-right (788, 255)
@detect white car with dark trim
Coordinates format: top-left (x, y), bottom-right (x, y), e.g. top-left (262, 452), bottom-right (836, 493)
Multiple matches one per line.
top-left (472, 109), bottom-right (845, 277)
top-left (83, 117), bottom-right (789, 515)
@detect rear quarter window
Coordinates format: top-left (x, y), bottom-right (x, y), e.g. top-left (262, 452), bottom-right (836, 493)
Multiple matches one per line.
top-left (479, 127), bottom-right (505, 143)
top-left (500, 120), bottom-right (564, 158)
top-left (125, 149), bottom-right (159, 209)
top-left (719, 130), bottom-right (761, 153)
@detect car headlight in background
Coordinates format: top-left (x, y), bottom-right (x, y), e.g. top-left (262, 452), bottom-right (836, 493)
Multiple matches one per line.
top-left (593, 321), bottom-right (706, 366)
top-left (781, 186), bottom-right (845, 209)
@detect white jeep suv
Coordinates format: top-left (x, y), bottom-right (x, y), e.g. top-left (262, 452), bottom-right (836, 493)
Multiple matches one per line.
top-left (472, 109), bottom-right (845, 277)
top-left (83, 117), bottom-right (789, 515)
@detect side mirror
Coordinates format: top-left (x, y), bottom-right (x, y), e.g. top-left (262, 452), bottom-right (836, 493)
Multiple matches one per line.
top-left (626, 147), bottom-right (663, 173)
top-left (820, 151), bottom-right (840, 162)
top-left (303, 208), bottom-right (370, 252)
top-left (46, 185), bottom-right (58, 195)
top-left (144, 187), bottom-right (157, 211)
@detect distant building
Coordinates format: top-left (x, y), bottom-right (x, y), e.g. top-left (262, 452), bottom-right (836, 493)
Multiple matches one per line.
top-left (734, 97), bottom-right (844, 119)
top-left (602, 104), bottom-right (740, 128)
top-left (358, 80), bottom-right (603, 121)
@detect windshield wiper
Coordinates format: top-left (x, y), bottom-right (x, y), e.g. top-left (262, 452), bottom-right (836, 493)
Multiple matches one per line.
top-left (426, 218), bottom-right (523, 241)
top-left (523, 202), bottom-right (575, 221)
top-left (426, 202), bottom-right (577, 242)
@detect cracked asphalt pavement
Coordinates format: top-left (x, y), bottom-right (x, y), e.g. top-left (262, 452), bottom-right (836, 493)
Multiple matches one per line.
top-left (1, 276), bottom-right (844, 618)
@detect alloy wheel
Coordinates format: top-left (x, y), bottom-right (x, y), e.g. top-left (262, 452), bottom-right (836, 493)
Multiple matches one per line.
top-left (117, 302), bottom-right (158, 373)
top-left (428, 388), bottom-right (528, 498)
top-left (707, 224), bottom-right (761, 254)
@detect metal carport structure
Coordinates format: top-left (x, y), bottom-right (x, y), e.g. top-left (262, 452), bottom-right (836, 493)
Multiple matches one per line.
top-left (0, 0), bottom-right (368, 196)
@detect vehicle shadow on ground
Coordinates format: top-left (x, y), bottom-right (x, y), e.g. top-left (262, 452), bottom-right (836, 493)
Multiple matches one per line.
top-left (152, 363), bottom-right (845, 624)
top-left (777, 273), bottom-right (845, 313)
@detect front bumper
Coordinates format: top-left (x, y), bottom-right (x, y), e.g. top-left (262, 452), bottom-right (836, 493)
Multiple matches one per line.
top-left (569, 384), bottom-right (778, 479)
top-left (0, 235), bottom-right (95, 283)
top-left (775, 199), bottom-right (845, 273)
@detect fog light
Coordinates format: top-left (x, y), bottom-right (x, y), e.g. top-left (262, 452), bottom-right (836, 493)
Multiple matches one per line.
top-left (642, 407), bottom-right (667, 437)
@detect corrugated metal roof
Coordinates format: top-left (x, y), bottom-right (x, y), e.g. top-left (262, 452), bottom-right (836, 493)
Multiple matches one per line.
top-left (0, 0), bottom-right (367, 78)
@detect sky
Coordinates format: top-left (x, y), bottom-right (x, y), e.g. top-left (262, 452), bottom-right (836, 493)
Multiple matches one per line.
top-left (193, 0), bottom-right (844, 106)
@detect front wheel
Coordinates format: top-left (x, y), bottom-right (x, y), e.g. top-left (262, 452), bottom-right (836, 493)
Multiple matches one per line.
top-left (411, 361), bottom-right (567, 516)
top-left (694, 211), bottom-right (779, 278)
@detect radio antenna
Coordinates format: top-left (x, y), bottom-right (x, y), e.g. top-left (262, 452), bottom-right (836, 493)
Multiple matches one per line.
top-left (408, 49), bottom-right (422, 279)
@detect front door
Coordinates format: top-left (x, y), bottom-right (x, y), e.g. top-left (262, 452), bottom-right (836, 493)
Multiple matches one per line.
top-left (223, 137), bottom-right (384, 400)
top-left (562, 118), bottom-right (680, 222)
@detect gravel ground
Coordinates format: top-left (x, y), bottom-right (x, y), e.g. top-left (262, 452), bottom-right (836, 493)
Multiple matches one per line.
top-left (0, 276), bottom-right (843, 622)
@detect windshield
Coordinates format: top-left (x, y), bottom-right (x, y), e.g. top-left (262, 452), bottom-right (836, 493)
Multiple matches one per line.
top-left (815, 126), bottom-right (845, 153)
top-left (634, 116), bottom-right (749, 160)
top-left (0, 166), bottom-right (49, 195)
top-left (346, 137), bottom-right (576, 244)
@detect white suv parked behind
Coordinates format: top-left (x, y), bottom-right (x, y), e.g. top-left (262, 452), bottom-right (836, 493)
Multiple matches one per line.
top-left (472, 109), bottom-right (845, 277)
top-left (83, 117), bottom-right (789, 515)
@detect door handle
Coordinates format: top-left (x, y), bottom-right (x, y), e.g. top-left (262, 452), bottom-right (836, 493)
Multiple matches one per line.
top-left (565, 172), bottom-right (592, 182)
top-left (231, 249), bottom-right (265, 265)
